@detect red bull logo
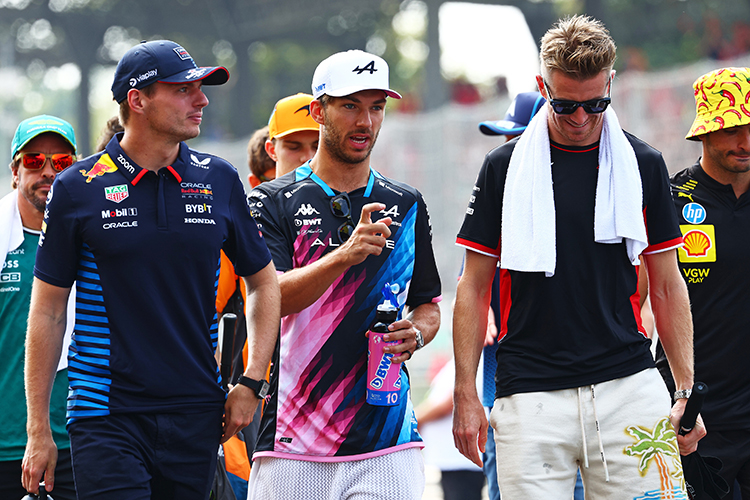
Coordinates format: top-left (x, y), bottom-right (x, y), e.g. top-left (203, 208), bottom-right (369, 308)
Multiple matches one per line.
top-left (80, 154), bottom-right (118, 183)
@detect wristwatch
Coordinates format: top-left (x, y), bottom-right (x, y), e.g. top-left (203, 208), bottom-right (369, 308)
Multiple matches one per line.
top-left (414, 328), bottom-right (425, 350)
top-left (238, 375), bottom-right (270, 399)
top-left (674, 389), bottom-right (692, 400)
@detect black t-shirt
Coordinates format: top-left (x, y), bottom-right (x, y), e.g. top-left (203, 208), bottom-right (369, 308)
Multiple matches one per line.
top-left (457, 133), bottom-right (682, 398)
top-left (656, 162), bottom-right (750, 430)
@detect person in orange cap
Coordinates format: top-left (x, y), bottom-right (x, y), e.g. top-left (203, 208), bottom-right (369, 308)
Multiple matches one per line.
top-left (265, 93), bottom-right (320, 178)
top-left (655, 66), bottom-right (750, 499)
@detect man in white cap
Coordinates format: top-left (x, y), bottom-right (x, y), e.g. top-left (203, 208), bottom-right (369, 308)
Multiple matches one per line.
top-left (22, 40), bottom-right (280, 499)
top-left (246, 50), bottom-right (441, 500)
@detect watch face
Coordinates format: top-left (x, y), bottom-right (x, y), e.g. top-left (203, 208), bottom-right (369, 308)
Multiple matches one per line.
top-left (258, 380), bottom-right (270, 398)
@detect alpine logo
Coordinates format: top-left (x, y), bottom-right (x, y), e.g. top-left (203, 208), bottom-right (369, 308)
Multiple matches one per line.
top-left (294, 204), bottom-right (320, 216)
top-left (190, 154), bottom-right (211, 169)
top-left (379, 205), bottom-right (400, 219)
top-left (353, 61), bottom-right (377, 74)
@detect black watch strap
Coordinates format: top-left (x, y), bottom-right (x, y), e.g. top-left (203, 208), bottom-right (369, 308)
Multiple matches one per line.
top-left (238, 375), bottom-right (270, 399)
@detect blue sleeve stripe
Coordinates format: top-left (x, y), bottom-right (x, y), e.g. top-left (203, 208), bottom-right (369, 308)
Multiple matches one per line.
top-left (71, 390), bottom-right (109, 403)
top-left (69, 360), bottom-right (111, 374)
top-left (69, 379), bottom-right (111, 392)
top-left (72, 355), bottom-right (110, 367)
top-left (77, 270), bottom-right (100, 280)
top-left (75, 345), bottom-right (110, 356)
top-left (73, 335), bottom-right (110, 345)
top-left (75, 324), bottom-right (110, 334)
top-left (68, 371), bottom-right (112, 385)
top-left (76, 303), bottom-right (107, 312)
top-left (67, 409), bottom-right (109, 419)
top-left (77, 281), bottom-right (103, 291)
top-left (77, 292), bottom-right (104, 302)
top-left (69, 400), bottom-right (109, 410)
top-left (79, 260), bottom-right (98, 269)
top-left (75, 313), bottom-right (109, 324)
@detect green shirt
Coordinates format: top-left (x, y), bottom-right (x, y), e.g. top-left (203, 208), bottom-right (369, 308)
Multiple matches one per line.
top-left (0, 229), bottom-right (69, 460)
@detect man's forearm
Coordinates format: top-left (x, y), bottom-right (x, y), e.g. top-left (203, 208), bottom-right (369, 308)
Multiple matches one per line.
top-left (242, 262), bottom-right (281, 380)
top-left (645, 251), bottom-right (694, 391)
top-left (25, 279), bottom-right (70, 436)
top-left (404, 301), bottom-right (440, 347)
top-left (278, 249), bottom-right (350, 317)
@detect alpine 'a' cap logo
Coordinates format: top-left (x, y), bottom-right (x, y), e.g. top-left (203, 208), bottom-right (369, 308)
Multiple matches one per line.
top-left (682, 230), bottom-right (711, 257)
top-left (353, 60), bottom-right (377, 75)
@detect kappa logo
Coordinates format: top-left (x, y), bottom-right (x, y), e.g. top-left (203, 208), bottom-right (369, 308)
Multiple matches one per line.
top-left (190, 154), bottom-right (211, 169)
top-left (353, 60), bottom-right (377, 74)
top-left (294, 203), bottom-right (320, 216)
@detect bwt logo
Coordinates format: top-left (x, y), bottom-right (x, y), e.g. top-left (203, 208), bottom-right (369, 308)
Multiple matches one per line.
top-left (682, 203), bottom-right (706, 224)
top-left (314, 83), bottom-right (326, 93)
top-left (369, 353), bottom-right (393, 389)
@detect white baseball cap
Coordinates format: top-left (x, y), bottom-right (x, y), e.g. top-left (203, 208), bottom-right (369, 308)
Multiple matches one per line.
top-left (312, 50), bottom-right (401, 100)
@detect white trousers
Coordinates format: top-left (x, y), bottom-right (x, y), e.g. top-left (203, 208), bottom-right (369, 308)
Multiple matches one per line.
top-left (491, 368), bottom-right (687, 500)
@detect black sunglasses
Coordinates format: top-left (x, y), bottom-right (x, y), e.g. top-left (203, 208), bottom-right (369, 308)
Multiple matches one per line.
top-left (543, 80), bottom-right (612, 115)
top-left (330, 192), bottom-right (355, 243)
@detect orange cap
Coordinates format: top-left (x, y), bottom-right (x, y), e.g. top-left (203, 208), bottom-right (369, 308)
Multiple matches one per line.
top-left (686, 67), bottom-right (750, 140)
top-left (267, 93), bottom-right (319, 140)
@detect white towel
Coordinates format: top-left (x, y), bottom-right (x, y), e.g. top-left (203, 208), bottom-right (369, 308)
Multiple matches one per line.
top-left (0, 190), bottom-right (74, 372)
top-left (500, 106), bottom-right (647, 277)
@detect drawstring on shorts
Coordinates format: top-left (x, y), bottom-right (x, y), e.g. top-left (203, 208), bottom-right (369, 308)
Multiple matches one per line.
top-left (577, 385), bottom-right (610, 482)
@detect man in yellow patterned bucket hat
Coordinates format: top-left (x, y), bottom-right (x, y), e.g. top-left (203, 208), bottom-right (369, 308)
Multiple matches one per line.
top-left (657, 66), bottom-right (750, 498)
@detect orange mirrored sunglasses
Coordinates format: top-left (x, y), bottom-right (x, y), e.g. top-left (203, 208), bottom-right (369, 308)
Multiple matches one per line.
top-left (16, 152), bottom-right (75, 172)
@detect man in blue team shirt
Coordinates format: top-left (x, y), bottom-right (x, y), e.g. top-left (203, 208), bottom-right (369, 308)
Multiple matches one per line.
top-left (247, 50), bottom-right (441, 500)
top-left (22, 40), bottom-right (280, 499)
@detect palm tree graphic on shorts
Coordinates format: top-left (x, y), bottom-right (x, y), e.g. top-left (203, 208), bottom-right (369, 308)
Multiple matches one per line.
top-left (624, 416), bottom-right (687, 500)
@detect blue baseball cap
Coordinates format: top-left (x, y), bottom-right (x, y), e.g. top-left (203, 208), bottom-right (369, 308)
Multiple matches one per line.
top-left (111, 40), bottom-right (229, 103)
top-left (479, 92), bottom-right (546, 136)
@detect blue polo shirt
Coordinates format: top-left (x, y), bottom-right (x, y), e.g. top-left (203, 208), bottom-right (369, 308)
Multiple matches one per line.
top-left (35, 134), bottom-right (271, 423)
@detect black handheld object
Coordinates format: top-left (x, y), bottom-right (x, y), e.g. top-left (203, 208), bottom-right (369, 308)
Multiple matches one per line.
top-left (22, 482), bottom-right (52, 499)
top-left (679, 382), bottom-right (708, 436)
top-left (219, 313), bottom-right (237, 392)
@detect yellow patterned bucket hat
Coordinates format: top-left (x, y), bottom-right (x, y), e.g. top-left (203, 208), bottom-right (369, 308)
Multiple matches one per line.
top-left (687, 67), bottom-right (750, 140)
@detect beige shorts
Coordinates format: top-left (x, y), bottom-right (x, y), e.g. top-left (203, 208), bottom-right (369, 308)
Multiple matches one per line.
top-left (490, 368), bottom-right (687, 500)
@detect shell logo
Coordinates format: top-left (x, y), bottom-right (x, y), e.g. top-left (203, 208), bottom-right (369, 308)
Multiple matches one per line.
top-left (683, 230), bottom-right (711, 257)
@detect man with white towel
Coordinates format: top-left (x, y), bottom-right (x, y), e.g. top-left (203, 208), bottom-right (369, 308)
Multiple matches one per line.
top-left (452, 15), bottom-right (704, 499)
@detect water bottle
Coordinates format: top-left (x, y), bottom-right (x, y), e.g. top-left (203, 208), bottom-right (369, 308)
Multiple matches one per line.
top-left (366, 283), bottom-right (402, 406)
top-left (22, 482), bottom-right (53, 499)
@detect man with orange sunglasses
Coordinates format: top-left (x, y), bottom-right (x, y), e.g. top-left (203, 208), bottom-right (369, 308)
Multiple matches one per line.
top-left (0, 115), bottom-right (77, 500)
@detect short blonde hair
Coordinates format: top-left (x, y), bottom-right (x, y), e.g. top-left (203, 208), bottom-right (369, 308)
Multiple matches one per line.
top-left (540, 15), bottom-right (616, 81)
